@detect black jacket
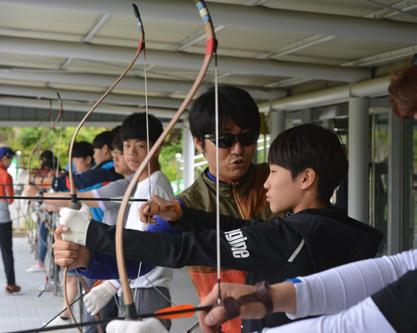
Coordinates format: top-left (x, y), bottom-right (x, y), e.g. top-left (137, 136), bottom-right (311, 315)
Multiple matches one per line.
top-left (85, 206), bottom-right (383, 332)
top-left (372, 269), bottom-right (417, 333)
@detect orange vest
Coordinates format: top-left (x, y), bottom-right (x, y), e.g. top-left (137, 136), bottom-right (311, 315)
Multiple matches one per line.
top-left (0, 163), bottom-right (13, 203)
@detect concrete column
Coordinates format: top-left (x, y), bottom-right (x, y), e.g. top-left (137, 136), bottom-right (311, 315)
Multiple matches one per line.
top-left (387, 112), bottom-right (413, 254)
top-left (269, 111), bottom-right (286, 141)
top-left (348, 97), bottom-right (369, 223)
top-left (182, 126), bottom-right (195, 189)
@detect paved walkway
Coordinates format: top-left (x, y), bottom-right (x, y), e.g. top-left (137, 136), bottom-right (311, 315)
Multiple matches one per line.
top-left (0, 236), bottom-right (201, 332)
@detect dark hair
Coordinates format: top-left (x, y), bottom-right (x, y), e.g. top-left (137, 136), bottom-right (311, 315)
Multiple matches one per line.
top-left (92, 130), bottom-right (115, 149)
top-left (268, 124), bottom-right (348, 201)
top-left (120, 113), bottom-right (163, 144)
top-left (111, 127), bottom-right (123, 151)
top-left (72, 141), bottom-right (94, 158)
top-left (40, 150), bottom-right (59, 170)
top-left (189, 85), bottom-right (260, 138)
top-left (389, 65), bottom-right (417, 119)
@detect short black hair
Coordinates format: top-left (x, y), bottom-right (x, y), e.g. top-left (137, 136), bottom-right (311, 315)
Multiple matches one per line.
top-left (120, 112), bottom-right (163, 144)
top-left (72, 141), bottom-right (94, 158)
top-left (189, 85), bottom-right (260, 138)
top-left (40, 150), bottom-right (59, 170)
top-left (92, 130), bottom-right (114, 149)
top-left (268, 124), bottom-right (348, 202)
top-left (111, 126), bottom-right (123, 151)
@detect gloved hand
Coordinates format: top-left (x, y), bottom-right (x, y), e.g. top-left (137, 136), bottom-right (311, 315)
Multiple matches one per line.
top-left (106, 318), bottom-right (169, 333)
top-left (59, 205), bottom-right (91, 246)
top-left (84, 281), bottom-right (117, 316)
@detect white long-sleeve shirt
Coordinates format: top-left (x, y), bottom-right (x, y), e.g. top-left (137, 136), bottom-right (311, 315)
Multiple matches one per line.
top-left (263, 249), bottom-right (417, 333)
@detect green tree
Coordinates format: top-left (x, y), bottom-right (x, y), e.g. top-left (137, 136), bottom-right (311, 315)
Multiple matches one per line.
top-left (0, 126), bottom-right (184, 183)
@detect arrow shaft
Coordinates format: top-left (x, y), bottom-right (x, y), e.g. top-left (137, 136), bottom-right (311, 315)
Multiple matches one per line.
top-left (0, 196), bottom-right (147, 202)
top-left (5, 305), bottom-right (213, 333)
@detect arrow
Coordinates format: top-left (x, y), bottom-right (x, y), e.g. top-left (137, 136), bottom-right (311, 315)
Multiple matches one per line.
top-left (0, 195), bottom-right (147, 202)
top-left (5, 304), bottom-right (213, 333)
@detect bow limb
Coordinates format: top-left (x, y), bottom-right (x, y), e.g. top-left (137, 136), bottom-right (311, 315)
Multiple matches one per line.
top-left (62, 4), bottom-right (145, 329)
top-left (115, 0), bottom-right (217, 319)
top-left (66, 39), bottom-right (142, 204)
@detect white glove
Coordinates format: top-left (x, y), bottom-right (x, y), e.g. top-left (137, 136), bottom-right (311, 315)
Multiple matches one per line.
top-left (106, 318), bottom-right (168, 333)
top-left (84, 281), bottom-right (117, 316)
top-left (59, 205), bottom-right (91, 246)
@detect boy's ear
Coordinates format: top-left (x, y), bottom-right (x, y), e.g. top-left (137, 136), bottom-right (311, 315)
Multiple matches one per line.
top-left (300, 168), bottom-right (316, 190)
top-left (193, 137), bottom-right (204, 154)
top-left (86, 156), bottom-right (93, 166)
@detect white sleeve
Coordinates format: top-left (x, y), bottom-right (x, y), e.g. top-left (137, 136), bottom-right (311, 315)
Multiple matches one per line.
top-left (265, 298), bottom-right (395, 333)
top-left (290, 249), bottom-right (417, 319)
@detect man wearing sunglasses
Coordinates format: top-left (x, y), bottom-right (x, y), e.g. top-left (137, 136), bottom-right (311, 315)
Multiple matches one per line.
top-left (172, 85), bottom-right (273, 333)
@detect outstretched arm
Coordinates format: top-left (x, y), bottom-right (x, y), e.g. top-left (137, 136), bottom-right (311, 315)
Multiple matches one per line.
top-left (58, 206), bottom-right (296, 273)
top-left (24, 185), bottom-right (97, 207)
top-left (52, 168), bottom-right (122, 191)
top-left (291, 249), bottom-right (417, 318)
top-left (198, 249), bottom-right (417, 332)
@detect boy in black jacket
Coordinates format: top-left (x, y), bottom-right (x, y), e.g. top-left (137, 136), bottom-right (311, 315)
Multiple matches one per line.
top-left (54, 124), bottom-right (382, 332)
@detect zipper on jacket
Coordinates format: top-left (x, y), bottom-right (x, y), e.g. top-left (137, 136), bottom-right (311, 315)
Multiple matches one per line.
top-left (232, 183), bottom-right (247, 219)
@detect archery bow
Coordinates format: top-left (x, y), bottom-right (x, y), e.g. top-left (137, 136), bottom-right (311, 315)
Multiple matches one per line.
top-left (62, 4), bottom-right (145, 330)
top-left (115, 0), bottom-right (217, 320)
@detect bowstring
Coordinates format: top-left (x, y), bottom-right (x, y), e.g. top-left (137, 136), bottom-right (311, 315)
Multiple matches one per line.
top-left (133, 41), bottom-right (151, 305)
top-left (131, 33), bottom-right (176, 317)
top-left (214, 52), bottom-right (222, 306)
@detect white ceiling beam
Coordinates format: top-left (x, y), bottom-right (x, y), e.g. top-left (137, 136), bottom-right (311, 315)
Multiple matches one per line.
top-left (342, 45), bottom-right (417, 67)
top-left (264, 78), bottom-right (312, 88)
top-left (59, 14), bottom-right (111, 70)
top-left (0, 36), bottom-right (370, 82)
top-left (0, 120), bottom-right (124, 127)
top-left (1, 0), bottom-right (417, 44)
top-left (0, 68), bottom-right (284, 101)
top-left (257, 35), bottom-right (334, 60)
top-left (259, 76), bottom-right (390, 112)
top-left (243, 0), bottom-right (269, 6)
top-left (83, 13), bottom-right (111, 42)
top-left (0, 96), bottom-right (177, 118)
top-left (257, 0), bottom-right (417, 61)
top-left (0, 84), bottom-right (181, 109)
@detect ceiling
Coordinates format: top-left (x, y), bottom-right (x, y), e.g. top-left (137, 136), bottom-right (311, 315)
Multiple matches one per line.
top-left (0, 0), bottom-right (416, 125)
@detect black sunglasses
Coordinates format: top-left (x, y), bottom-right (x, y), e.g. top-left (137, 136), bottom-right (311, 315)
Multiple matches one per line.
top-left (203, 130), bottom-right (259, 148)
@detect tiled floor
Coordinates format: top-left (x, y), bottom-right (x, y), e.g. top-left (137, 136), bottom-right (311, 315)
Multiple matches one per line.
top-left (0, 237), bottom-right (201, 332)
